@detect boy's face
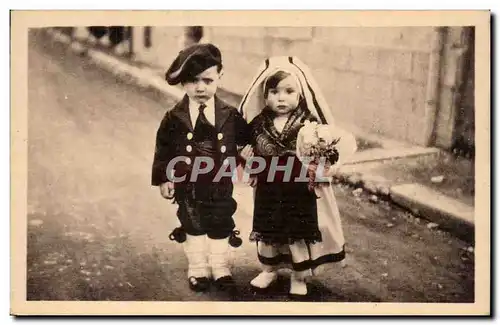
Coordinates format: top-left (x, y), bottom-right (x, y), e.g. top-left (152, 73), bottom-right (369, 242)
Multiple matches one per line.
top-left (182, 65), bottom-right (221, 104)
top-left (265, 75), bottom-right (301, 116)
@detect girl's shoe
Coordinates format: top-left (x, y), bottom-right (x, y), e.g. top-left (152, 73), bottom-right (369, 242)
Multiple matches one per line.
top-left (250, 271), bottom-right (278, 290)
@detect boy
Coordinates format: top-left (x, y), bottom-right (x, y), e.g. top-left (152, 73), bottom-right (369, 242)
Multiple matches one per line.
top-left (151, 43), bottom-right (251, 294)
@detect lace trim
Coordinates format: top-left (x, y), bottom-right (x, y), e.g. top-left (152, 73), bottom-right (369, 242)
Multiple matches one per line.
top-left (249, 230), bottom-right (323, 245)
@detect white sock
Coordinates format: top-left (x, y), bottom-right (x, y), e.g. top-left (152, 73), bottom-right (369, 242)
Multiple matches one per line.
top-left (183, 234), bottom-right (209, 279)
top-left (290, 273), bottom-right (308, 295)
top-left (209, 238), bottom-right (232, 280)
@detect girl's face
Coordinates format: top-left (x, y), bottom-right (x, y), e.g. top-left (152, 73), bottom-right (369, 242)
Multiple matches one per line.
top-left (265, 75), bottom-right (301, 116)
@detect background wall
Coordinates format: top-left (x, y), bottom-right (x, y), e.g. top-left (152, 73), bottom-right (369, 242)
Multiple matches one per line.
top-left (132, 26), bottom-right (469, 149)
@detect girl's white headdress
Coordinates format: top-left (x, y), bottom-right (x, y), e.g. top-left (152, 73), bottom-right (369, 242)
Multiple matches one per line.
top-left (238, 56), bottom-right (336, 125)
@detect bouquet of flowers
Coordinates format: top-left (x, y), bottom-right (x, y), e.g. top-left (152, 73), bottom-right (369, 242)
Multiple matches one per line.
top-left (296, 120), bottom-right (341, 191)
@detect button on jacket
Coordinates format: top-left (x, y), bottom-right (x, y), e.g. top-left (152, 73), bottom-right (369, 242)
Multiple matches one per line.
top-left (151, 95), bottom-right (250, 186)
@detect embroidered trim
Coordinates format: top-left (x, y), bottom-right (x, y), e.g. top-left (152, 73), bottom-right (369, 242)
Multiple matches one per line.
top-left (292, 250), bottom-right (346, 272)
top-left (249, 231), bottom-right (323, 245)
top-left (256, 247), bottom-right (346, 270)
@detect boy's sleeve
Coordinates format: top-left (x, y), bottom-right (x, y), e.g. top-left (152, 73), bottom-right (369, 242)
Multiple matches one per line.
top-left (233, 109), bottom-right (251, 168)
top-left (234, 109), bottom-right (251, 147)
top-left (151, 112), bottom-right (175, 186)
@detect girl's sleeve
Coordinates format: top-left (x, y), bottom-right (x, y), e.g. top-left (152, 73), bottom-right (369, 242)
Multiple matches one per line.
top-left (151, 112), bottom-right (175, 186)
top-left (324, 126), bottom-right (357, 177)
top-left (333, 127), bottom-right (357, 165)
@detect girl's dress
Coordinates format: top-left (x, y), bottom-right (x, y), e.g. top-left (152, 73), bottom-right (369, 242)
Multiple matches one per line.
top-left (249, 105), bottom-right (322, 246)
top-left (239, 56), bottom-right (358, 277)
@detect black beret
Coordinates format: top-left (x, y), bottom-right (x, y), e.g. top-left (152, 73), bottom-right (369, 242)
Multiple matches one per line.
top-left (165, 43), bottom-right (222, 85)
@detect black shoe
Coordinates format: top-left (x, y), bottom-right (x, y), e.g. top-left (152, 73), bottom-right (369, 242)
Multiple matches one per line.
top-left (288, 292), bottom-right (309, 301)
top-left (213, 275), bottom-right (237, 294)
top-left (188, 276), bottom-right (210, 292)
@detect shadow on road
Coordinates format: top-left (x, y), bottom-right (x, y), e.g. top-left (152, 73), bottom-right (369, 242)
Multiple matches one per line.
top-left (27, 212), bottom-right (381, 302)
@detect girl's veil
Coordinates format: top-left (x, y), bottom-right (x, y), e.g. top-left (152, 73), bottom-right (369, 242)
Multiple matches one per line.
top-left (238, 56), bottom-right (337, 126)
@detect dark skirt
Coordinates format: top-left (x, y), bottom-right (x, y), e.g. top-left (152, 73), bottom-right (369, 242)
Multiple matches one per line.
top-left (250, 180), bottom-right (321, 245)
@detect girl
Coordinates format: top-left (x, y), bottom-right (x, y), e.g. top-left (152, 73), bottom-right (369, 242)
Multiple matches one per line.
top-left (238, 56), bottom-right (357, 297)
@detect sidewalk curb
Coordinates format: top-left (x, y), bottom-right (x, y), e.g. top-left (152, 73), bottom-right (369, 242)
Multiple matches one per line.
top-left (332, 167), bottom-right (474, 243)
top-left (45, 28), bottom-right (475, 244)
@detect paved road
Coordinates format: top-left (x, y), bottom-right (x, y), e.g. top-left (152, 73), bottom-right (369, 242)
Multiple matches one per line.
top-left (26, 29), bottom-right (474, 303)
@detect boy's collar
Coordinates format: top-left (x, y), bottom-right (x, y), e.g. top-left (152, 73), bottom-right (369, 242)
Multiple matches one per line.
top-left (188, 96), bottom-right (215, 110)
top-left (172, 95), bottom-right (231, 131)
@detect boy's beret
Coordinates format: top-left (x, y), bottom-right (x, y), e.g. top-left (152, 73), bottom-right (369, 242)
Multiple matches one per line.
top-left (165, 43), bottom-right (222, 85)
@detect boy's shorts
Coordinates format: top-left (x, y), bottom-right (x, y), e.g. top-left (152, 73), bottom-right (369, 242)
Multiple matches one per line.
top-left (175, 181), bottom-right (237, 239)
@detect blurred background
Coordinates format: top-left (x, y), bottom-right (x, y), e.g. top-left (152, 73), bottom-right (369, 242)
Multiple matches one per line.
top-left (56, 25), bottom-right (475, 158)
top-left (25, 25), bottom-right (477, 302)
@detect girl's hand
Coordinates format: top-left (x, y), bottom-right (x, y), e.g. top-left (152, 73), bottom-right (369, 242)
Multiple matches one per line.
top-left (160, 182), bottom-right (175, 199)
top-left (248, 176), bottom-right (258, 187)
top-left (239, 144), bottom-right (254, 161)
top-left (307, 163), bottom-right (317, 173)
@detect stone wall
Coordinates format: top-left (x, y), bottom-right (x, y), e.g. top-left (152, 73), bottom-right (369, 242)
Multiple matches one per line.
top-left (132, 26), bottom-right (464, 148)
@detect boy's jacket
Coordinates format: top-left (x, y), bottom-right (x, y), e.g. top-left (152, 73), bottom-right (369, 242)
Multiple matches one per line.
top-left (152, 95), bottom-right (250, 186)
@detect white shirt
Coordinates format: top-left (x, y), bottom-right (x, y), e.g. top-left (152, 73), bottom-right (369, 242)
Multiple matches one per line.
top-left (189, 97), bottom-right (215, 126)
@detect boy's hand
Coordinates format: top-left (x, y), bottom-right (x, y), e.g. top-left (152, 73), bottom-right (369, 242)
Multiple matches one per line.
top-left (160, 182), bottom-right (175, 199)
top-left (239, 144), bottom-right (254, 161)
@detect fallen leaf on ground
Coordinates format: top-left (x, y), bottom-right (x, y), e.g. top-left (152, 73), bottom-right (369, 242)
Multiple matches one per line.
top-left (427, 222), bottom-right (439, 229)
top-left (431, 175), bottom-right (444, 183)
top-left (352, 188), bottom-right (363, 196)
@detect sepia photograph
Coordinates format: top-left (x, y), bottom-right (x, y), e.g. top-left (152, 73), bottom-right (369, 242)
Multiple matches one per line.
top-left (10, 10), bottom-right (490, 316)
